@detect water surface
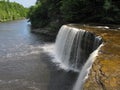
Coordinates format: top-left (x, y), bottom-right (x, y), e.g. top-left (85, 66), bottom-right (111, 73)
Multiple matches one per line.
top-left (0, 20), bottom-right (77, 90)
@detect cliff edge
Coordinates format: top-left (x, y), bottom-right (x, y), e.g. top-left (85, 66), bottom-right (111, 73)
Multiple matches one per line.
top-left (70, 25), bottom-right (120, 90)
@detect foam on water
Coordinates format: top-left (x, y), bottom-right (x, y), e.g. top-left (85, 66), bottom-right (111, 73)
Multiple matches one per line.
top-left (0, 79), bottom-right (42, 90)
top-left (42, 43), bottom-right (73, 71)
top-left (42, 43), bottom-right (79, 72)
top-left (1, 44), bottom-right (43, 59)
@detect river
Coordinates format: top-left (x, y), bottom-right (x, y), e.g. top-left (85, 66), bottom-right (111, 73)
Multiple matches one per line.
top-left (0, 19), bottom-right (77, 90)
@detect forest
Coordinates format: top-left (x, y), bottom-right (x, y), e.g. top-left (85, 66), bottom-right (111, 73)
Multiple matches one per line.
top-left (0, 0), bottom-right (28, 22)
top-left (28, 0), bottom-right (120, 30)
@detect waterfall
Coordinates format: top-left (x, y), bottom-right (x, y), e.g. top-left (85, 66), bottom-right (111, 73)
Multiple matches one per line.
top-left (73, 44), bottom-right (103, 90)
top-left (55, 25), bottom-right (102, 71)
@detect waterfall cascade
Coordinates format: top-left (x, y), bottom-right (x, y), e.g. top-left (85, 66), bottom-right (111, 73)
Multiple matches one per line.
top-left (73, 44), bottom-right (103, 90)
top-left (55, 25), bottom-right (102, 71)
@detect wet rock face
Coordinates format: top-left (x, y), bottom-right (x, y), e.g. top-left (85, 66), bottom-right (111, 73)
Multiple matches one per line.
top-left (69, 25), bottom-right (120, 90)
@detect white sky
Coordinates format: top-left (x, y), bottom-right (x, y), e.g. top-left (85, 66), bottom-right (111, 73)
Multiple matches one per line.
top-left (9, 0), bottom-right (37, 7)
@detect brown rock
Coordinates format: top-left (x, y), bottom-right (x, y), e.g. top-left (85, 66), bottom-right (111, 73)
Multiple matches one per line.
top-left (69, 24), bottom-right (120, 90)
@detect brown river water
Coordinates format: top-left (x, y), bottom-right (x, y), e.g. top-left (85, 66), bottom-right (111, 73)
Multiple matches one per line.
top-left (0, 19), bottom-right (77, 90)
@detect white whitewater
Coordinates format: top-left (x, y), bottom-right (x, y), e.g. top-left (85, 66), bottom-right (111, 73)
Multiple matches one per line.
top-left (54, 25), bottom-right (102, 71)
top-left (53, 25), bottom-right (103, 89)
top-left (73, 44), bottom-right (103, 90)
top-left (55, 25), bottom-right (81, 70)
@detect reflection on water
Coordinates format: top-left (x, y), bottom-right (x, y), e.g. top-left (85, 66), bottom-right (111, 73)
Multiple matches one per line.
top-left (0, 19), bottom-right (77, 90)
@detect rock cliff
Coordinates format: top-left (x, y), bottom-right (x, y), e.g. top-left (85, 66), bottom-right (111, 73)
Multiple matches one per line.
top-left (69, 25), bottom-right (120, 90)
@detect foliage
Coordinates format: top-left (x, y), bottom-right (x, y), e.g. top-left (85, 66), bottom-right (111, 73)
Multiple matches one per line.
top-left (61, 0), bottom-right (87, 22)
top-left (61, 0), bottom-right (120, 24)
top-left (28, 0), bottom-right (120, 29)
top-left (28, 0), bottom-right (62, 28)
top-left (28, 2), bottom-right (49, 28)
top-left (0, 0), bottom-right (28, 22)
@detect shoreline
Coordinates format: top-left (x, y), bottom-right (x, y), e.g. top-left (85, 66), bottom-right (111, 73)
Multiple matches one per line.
top-left (0, 17), bottom-right (26, 23)
top-left (31, 27), bottom-right (58, 37)
top-left (31, 28), bottom-right (58, 42)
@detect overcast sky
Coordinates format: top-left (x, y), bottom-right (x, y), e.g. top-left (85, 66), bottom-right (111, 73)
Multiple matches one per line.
top-left (9, 0), bottom-right (37, 7)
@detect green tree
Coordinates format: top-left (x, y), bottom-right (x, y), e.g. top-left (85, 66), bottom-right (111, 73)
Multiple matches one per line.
top-left (0, 0), bottom-right (28, 22)
top-left (28, 0), bottom-right (120, 29)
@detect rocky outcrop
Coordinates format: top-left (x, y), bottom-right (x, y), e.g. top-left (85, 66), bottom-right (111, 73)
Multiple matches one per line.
top-left (69, 25), bottom-right (120, 90)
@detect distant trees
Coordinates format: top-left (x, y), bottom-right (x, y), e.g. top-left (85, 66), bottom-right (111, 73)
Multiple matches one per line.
top-left (28, 0), bottom-right (120, 29)
top-left (0, 0), bottom-right (28, 22)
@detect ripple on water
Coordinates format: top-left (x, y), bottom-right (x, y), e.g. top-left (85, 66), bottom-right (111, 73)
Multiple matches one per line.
top-left (0, 79), bottom-right (48, 90)
top-left (0, 44), bottom-right (44, 59)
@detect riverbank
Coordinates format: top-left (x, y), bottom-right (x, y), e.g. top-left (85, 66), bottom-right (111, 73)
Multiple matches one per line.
top-left (31, 27), bottom-right (58, 42)
top-left (30, 24), bottom-right (60, 42)
top-left (0, 17), bottom-right (26, 23)
top-left (31, 23), bottom-right (120, 41)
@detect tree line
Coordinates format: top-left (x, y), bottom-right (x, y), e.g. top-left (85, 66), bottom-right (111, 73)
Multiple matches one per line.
top-left (28, 0), bottom-right (120, 29)
top-left (0, 0), bottom-right (28, 22)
